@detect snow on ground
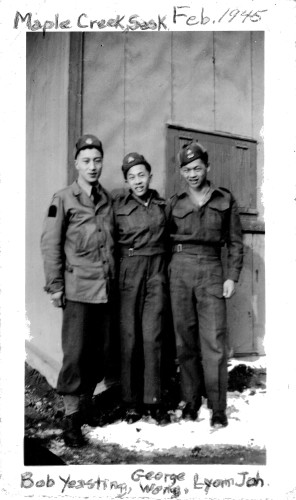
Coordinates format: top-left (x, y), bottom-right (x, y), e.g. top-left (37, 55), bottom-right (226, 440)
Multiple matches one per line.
top-left (86, 388), bottom-right (266, 456)
top-left (228, 356), bottom-right (266, 371)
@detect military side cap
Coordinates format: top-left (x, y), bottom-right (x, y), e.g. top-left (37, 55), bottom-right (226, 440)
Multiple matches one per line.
top-left (178, 141), bottom-right (208, 167)
top-left (75, 134), bottom-right (104, 158)
top-left (122, 152), bottom-right (151, 177)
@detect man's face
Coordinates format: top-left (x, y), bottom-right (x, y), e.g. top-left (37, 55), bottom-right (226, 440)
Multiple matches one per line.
top-left (75, 148), bottom-right (103, 185)
top-left (180, 158), bottom-right (209, 190)
top-left (126, 164), bottom-right (152, 198)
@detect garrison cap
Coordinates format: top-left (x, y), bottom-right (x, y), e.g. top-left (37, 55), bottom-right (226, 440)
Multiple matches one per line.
top-left (75, 134), bottom-right (104, 159)
top-left (178, 141), bottom-right (208, 167)
top-left (122, 152), bottom-right (151, 178)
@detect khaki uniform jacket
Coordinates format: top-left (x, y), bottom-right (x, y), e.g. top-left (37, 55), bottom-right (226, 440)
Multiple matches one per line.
top-left (41, 181), bottom-right (115, 304)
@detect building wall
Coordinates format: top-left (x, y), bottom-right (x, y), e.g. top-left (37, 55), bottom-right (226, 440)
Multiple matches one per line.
top-left (226, 233), bottom-right (265, 355)
top-left (26, 33), bottom-right (70, 386)
top-left (83, 32), bottom-right (264, 222)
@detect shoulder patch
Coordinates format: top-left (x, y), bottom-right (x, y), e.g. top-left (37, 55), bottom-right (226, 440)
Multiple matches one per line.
top-left (48, 205), bottom-right (57, 217)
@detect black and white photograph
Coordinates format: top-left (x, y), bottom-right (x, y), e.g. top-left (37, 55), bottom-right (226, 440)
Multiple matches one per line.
top-left (24, 29), bottom-right (266, 467)
top-left (1, 1), bottom-right (296, 499)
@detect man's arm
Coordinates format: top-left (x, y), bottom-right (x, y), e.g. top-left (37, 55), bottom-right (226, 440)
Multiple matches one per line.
top-left (224, 194), bottom-right (244, 298)
top-left (40, 194), bottom-right (66, 307)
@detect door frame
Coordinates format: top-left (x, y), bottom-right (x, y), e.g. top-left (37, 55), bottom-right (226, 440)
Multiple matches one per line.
top-left (67, 33), bottom-right (84, 184)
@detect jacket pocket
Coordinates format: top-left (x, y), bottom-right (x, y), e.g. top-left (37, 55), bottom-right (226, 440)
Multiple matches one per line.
top-left (116, 204), bottom-right (143, 232)
top-left (172, 207), bottom-right (194, 235)
top-left (65, 263), bottom-right (107, 302)
top-left (205, 201), bottom-right (229, 239)
top-left (75, 225), bottom-right (99, 257)
top-left (207, 205), bottom-right (227, 227)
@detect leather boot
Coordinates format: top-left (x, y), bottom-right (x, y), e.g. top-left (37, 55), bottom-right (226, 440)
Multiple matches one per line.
top-left (182, 403), bottom-right (199, 421)
top-left (148, 405), bottom-right (171, 425)
top-left (124, 406), bottom-right (142, 424)
top-left (210, 410), bottom-right (228, 428)
top-left (63, 412), bottom-right (86, 448)
top-left (79, 395), bottom-right (104, 427)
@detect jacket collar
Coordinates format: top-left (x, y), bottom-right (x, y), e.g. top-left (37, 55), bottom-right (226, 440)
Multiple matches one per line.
top-left (175, 182), bottom-right (225, 200)
top-left (72, 180), bottom-right (108, 197)
top-left (123, 188), bottom-right (165, 206)
top-left (72, 180), bottom-right (84, 196)
top-left (71, 180), bottom-right (109, 209)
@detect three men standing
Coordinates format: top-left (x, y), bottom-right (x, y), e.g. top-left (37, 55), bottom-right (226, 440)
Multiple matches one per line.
top-left (41, 135), bottom-right (243, 447)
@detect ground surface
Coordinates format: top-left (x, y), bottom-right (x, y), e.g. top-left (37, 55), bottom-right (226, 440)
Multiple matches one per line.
top-left (24, 359), bottom-right (266, 466)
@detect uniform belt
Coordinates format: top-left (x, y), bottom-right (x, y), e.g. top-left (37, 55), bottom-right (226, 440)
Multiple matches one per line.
top-left (120, 246), bottom-right (166, 257)
top-left (172, 243), bottom-right (221, 256)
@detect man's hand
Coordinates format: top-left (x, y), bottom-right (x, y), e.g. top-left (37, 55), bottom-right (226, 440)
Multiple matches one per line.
top-left (223, 279), bottom-right (235, 299)
top-left (50, 291), bottom-right (65, 308)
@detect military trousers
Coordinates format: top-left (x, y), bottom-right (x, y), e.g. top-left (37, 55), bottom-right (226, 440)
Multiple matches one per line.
top-left (118, 253), bottom-right (167, 406)
top-left (169, 250), bottom-right (228, 411)
top-left (57, 300), bottom-right (111, 396)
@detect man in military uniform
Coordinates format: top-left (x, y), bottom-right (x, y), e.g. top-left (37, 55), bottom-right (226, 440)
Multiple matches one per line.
top-left (41, 134), bottom-right (115, 446)
top-left (168, 141), bottom-right (243, 427)
top-left (113, 152), bottom-right (170, 425)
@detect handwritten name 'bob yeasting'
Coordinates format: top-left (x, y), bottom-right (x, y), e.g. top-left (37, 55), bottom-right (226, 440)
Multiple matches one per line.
top-left (13, 11), bottom-right (168, 32)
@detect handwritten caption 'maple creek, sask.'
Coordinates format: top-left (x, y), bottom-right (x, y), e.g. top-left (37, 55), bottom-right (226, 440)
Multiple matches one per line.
top-left (21, 469), bottom-right (264, 497)
top-left (14, 6), bottom-right (268, 32)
